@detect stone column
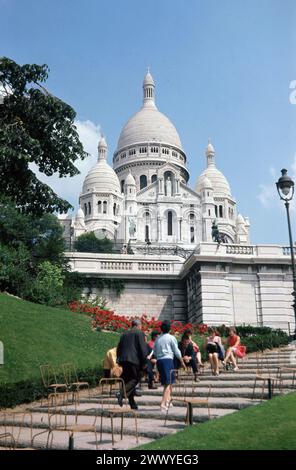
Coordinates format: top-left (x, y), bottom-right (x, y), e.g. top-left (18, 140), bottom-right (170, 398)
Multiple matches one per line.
top-left (157, 217), bottom-right (162, 241)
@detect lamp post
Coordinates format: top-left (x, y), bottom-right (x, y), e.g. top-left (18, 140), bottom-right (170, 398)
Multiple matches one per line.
top-left (276, 168), bottom-right (296, 337)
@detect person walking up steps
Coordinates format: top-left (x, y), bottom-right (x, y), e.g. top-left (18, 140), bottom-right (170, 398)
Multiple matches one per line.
top-left (116, 319), bottom-right (148, 409)
top-left (153, 320), bottom-right (186, 411)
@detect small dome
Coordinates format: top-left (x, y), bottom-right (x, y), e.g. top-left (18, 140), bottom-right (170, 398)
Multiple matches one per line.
top-left (195, 167), bottom-right (231, 196)
top-left (82, 160), bottom-right (120, 194)
top-left (126, 172), bottom-right (136, 185)
top-left (76, 207), bottom-right (85, 219)
top-left (201, 176), bottom-right (213, 189)
top-left (237, 214), bottom-right (245, 224)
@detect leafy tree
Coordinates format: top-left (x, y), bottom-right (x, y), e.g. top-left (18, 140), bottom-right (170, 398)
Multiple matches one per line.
top-left (29, 261), bottom-right (64, 305)
top-left (0, 57), bottom-right (88, 215)
top-left (74, 232), bottom-right (114, 253)
top-left (0, 197), bottom-right (67, 271)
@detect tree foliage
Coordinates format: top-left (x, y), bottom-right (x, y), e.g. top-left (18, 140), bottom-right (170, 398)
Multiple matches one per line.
top-left (0, 57), bottom-right (88, 215)
top-left (74, 232), bottom-right (114, 253)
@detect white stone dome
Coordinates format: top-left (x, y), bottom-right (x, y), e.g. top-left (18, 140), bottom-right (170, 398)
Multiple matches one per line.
top-left (82, 160), bottom-right (120, 194)
top-left (200, 176), bottom-right (213, 189)
top-left (116, 71), bottom-right (183, 151)
top-left (76, 207), bottom-right (85, 219)
top-left (237, 214), bottom-right (245, 224)
top-left (126, 171), bottom-right (136, 185)
top-left (117, 107), bottom-right (183, 151)
top-left (195, 167), bottom-right (231, 197)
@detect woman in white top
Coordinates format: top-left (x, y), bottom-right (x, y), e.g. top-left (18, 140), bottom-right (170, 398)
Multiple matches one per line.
top-left (153, 320), bottom-right (186, 411)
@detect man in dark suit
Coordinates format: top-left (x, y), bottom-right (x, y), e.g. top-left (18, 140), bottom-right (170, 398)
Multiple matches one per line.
top-left (116, 319), bottom-right (148, 409)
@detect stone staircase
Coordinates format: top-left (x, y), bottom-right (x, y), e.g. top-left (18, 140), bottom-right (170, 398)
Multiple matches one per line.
top-left (1, 345), bottom-right (295, 450)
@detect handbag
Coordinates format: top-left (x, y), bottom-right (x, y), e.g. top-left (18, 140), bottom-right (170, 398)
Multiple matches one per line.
top-left (216, 342), bottom-right (225, 360)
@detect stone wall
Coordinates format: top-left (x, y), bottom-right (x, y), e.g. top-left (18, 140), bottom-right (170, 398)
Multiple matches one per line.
top-left (88, 279), bottom-right (187, 321)
top-left (186, 262), bottom-right (295, 333)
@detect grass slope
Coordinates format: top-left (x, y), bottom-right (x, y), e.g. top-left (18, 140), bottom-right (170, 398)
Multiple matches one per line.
top-left (0, 293), bottom-right (119, 384)
top-left (137, 393), bottom-right (296, 450)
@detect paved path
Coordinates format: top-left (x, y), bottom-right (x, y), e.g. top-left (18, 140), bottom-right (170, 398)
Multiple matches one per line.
top-left (0, 345), bottom-right (295, 450)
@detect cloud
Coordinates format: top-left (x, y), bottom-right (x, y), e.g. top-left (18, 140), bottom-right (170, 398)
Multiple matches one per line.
top-left (29, 119), bottom-right (101, 212)
top-left (257, 156), bottom-right (296, 212)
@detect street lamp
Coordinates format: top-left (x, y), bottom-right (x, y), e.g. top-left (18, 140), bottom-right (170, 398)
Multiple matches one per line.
top-left (276, 168), bottom-right (296, 337)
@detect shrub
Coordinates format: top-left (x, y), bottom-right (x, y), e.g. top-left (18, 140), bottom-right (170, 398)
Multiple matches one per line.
top-left (74, 232), bottom-right (114, 253)
top-left (0, 366), bottom-right (102, 409)
top-left (29, 261), bottom-right (64, 306)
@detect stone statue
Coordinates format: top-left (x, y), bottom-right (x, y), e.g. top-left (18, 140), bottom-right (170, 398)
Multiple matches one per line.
top-left (166, 177), bottom-right (172, 196)
top-left (211, 220), bottom-right (221, 244)
top-left (129, 218), bottom-right (137, 238)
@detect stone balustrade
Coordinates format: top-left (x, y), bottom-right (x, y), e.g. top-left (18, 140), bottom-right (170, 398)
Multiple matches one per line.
top-left (65, 252), bottom-right (183, 279)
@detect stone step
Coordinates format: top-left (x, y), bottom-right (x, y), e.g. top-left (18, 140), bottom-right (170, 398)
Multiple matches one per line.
top-left (0, 424), bottom-right (152, 450)
top-left (0, 412), bottom-right (183, 440)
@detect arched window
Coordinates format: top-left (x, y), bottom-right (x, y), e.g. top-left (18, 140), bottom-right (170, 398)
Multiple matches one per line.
top-left (219, 205), bottom-right (223, 218)
top-left (215, 205), bottom-right (218, 217)
top-left (103, 201), bottom-right (107, 214)
top-left (145, 225), bottom-right (150, 242)
top-left (167, 211), bottom-right (173, 236)
top-left (151, 174), bottom-right (157, 183)
top-left (190, 226), bottom-right (195, 243)
top-left (88, 202), bottom-right (91, 215)
top-left (113, 203), bottom-right (116, 216)
top-left (121, 180), bottom-right (125, 193)
top-left (98, 201), bottom-right (102, 213)
top-left (140, 175), bottom-right (147, 189)
top-left (84, 203), bottom-right (87, 215)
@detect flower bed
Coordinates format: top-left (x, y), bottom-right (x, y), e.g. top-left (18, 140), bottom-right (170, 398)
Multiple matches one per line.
top-left (68, 301), bottom-right (209, 334)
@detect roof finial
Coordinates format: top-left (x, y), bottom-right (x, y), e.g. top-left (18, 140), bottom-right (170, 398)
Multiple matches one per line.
top-left (206, 138), bottom-right (215, 166)
top-left (143, 68), bottom-right (156, 108)
top-left (98, 135), bottom-right (108, 161)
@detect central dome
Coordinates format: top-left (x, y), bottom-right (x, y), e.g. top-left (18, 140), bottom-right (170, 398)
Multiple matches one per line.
top-left (117, 107), bottom-right (183, 150)
top-left (116, 70), bottom-right (183, 151)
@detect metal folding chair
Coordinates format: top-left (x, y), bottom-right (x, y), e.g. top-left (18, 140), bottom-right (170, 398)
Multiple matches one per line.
top-left (99, 377), bottom-right (138, 446)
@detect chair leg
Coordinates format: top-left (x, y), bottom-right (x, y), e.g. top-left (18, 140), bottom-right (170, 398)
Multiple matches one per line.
top-left (120, 414), bottom-right (124, 441)
top-left (261, 380), bottom-right (265, 401)
top-left (100, 414), bottom-right (103, 443)
top-left (135, 414), bottom-right (138, 443)
top-left (111, 415), bottom-right (114, 446)
top-left (252, 379), bottom-right (257, 399)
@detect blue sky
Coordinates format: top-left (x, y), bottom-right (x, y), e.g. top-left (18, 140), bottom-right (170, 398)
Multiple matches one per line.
top-left (1, 0), bottom-right (296, 244)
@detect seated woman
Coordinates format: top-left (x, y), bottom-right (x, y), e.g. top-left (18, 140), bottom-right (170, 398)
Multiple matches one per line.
top-left (184, 328), bottom-right (205, 368)
top-left (176, 333), bottom-right (199, 381)
top-left (224, 327), bottom-right (245, 371)
top-left (204, 327), bottom-right (222, 376)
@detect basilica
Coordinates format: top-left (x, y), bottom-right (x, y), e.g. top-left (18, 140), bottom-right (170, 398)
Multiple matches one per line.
top-left (59, 71), bottom-right (294, 332)
top-left (61, 70), bottom-right (250, 251)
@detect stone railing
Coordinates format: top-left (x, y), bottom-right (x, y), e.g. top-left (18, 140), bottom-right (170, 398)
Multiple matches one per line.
top-left (226, 245), bottom-right (254, 255)
top-left (282, 246), bottom-right (296, 256)
top-left (65, 252), bottom-right (183, 278)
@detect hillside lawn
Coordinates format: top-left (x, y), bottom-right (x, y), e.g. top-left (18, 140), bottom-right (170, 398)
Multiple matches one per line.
top-left (0, 293), bottom-right (119, 385)
top-left (137, 392), bottom-right (296, 450)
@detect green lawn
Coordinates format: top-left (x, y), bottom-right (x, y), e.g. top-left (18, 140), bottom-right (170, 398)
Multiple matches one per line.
top-left (0, 293), bottom-right (119, 384)
top-left (137, 392), bottom-right (296, 450)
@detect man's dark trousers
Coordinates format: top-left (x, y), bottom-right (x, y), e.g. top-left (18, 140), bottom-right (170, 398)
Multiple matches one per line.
top-left (121, 361), bottom-right (140, 400)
